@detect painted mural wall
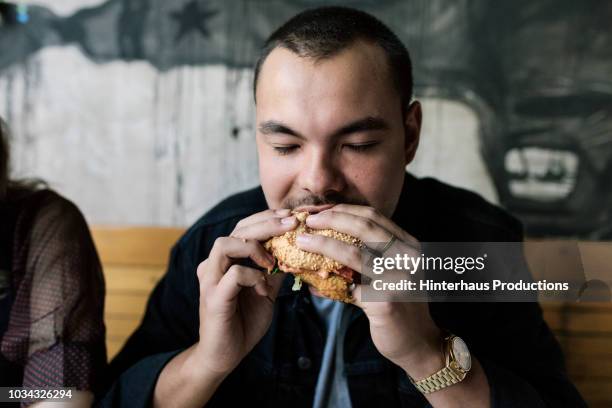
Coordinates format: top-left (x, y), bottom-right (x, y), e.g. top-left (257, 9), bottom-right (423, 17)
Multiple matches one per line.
top-left (1, 0), bottom-right (610, 239)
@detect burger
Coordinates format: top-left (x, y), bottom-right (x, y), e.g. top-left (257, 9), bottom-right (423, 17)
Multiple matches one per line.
top-left (264, 211), bottom-right (363, 303)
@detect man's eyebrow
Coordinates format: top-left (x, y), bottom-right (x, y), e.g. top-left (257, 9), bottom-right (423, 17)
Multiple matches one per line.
top-left (258, 121), bottom-right (304, 139)
top-left (257, 116), bottom-right (389, 139)
top-left (332, 116), bottom-right (389, 137)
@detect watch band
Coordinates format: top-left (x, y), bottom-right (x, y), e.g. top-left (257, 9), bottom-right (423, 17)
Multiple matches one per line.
top-left (412, 365), bottom-right (466, 394)
top-left (409, 333), bottom-right (471, 394)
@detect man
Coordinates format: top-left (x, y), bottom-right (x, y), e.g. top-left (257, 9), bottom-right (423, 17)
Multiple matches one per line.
top-left (102, 7), bottom-right (585, 408)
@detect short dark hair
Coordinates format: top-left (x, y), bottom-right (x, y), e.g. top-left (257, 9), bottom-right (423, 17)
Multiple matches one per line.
top-left (253, 6), bottom-right (413, 113)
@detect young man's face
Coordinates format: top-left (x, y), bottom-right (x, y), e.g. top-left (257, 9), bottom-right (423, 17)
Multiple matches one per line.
top-left (255, 41), bottom-right (421, 217)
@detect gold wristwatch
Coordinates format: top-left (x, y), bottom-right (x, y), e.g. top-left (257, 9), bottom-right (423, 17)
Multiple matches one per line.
top-left (409, 333), bottom-right (472, 394)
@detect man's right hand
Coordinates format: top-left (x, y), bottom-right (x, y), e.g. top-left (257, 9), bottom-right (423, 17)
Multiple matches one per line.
top-left (153, 209), bottom-right (297, 408)
top-left (195, 208), bottom-right (297, 376)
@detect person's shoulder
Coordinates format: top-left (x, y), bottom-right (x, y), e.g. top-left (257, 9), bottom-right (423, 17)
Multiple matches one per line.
top-left (416, 176), bottom-right (523, 240)
top-left (39, 189), bottom-right (81, 213)
top-left (11, 188), bottom-right (85, 226)
top-left (177, 185), bottom-right (267, 249)
top-left (28, 189), bottom-right (89, 234)
top-left (8, 188), bottom-right (93, 254)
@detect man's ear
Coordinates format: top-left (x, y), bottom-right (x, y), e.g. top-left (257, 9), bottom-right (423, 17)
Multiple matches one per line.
top-left (403, 101), bottom-right (422, 165)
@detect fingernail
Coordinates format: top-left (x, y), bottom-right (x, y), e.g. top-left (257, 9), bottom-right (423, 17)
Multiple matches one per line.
top-left (296, 233), bottom-right (312, 245)
top-left (281, 216), bottom-right (296, 225)
top-left (306, 214), bottom-right (320, 224)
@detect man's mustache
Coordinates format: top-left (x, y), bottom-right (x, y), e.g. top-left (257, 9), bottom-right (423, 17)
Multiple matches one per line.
top-left (282, 193), bottom-right (370, 209)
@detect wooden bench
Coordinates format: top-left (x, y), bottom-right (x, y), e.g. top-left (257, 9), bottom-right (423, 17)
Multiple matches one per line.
top-left (91, 227), bottom-right (612, 406)
top-left (91, 227), bottom-right (184, 358)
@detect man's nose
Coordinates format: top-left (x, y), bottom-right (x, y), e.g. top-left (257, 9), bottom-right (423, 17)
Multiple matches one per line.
top-left (299, 148), bottom-right (346, 196)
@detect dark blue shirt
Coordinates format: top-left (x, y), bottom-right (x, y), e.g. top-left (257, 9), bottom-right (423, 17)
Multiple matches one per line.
top-left (101, 173), bottom-right (586, 408)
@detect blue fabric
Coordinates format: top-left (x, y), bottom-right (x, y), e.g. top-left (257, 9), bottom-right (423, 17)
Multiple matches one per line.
top-left (311, 295), bottom-right (353, 408)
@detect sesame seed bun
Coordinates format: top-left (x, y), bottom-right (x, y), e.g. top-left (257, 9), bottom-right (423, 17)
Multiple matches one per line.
top-left (264, 211), bottom-right (363, 303)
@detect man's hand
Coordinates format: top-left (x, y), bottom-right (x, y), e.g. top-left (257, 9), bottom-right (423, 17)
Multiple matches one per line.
top-left (195, 208), bottom-right (297, 375)
top-left (296, 204), bottom-right (490, 407)
top-left (295, 204), bottom-right (442, 376)
top-left (153, 209), bottom-right (297, 408)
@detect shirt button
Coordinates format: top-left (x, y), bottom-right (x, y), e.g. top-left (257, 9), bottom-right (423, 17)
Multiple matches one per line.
top-left (297, 356), bottom-right (312, 370)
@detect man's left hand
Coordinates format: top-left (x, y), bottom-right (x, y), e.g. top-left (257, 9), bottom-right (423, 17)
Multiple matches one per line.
top-left (295, 204), bottom-right (444, 379)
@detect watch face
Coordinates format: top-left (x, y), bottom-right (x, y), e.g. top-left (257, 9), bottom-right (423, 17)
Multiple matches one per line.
top-left (452, 337), bottom-right (472, 371)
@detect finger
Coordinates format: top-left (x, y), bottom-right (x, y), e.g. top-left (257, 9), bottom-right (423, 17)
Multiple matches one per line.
top-left (295, 233), bottom-right (380, 278)
top-left (216, 265), bottom-right (272, 302)
top-left (206, 237), bottom-right (275, 284)
top-left (315, 204), bottom-right (418, 245)
top-left (233, 208), bottom-right (292, 231)
top-left (231, 215), bottom-right (298, 241)
top-left (305, 210), bottom-right (391, 243)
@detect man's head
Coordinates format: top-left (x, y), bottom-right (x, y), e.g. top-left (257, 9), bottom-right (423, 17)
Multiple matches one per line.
top-left (253, 7), bottom-right (422, 217)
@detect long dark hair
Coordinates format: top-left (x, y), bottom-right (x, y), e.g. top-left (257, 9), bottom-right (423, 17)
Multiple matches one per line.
top-left (0, 117), bottom-right (9, 201)
top-left (0, 117), bottom-right (46, 202)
